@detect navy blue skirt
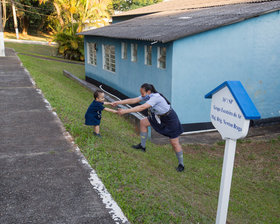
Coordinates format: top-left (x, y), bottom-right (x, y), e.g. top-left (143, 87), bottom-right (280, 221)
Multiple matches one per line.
top-left (148, 109), bottom-right (184, 139)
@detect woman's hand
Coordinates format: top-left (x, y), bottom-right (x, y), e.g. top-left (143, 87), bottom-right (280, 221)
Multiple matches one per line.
top-left (112, 101), bottom-right (119, 107)
top-left (117, 108), bottom-right (126, 115)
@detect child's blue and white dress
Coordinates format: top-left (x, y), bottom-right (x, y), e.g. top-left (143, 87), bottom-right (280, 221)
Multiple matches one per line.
top-left (85, 100), bottom-right (105, 126)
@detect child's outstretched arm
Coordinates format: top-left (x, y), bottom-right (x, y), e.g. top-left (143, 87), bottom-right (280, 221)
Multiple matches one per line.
top-left (104, 107), bottom-right (117, 113)
top-left (104, 102), bottom-right (112, 106)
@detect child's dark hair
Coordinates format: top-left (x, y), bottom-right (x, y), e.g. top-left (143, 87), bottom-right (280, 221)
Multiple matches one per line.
top-left (94, 90), bottom-right (104, 99)
top-left (141, 83), bottom-right (170, 105)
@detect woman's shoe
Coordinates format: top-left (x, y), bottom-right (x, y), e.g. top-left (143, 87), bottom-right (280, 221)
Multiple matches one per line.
top-left (132, 143), bottom-right (146, 152)
top-left (176, 164), bottom-right (184, 172)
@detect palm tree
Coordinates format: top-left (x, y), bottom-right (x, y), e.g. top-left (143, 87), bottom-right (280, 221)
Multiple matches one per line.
top-left (47, 0), bottom-right (112, 61)
top-left (50, 0), bottom-right (112, 32)
top-left (77, 0), bottom-right (112, 32)
top-left (53, 23), bottom-right (84, 60)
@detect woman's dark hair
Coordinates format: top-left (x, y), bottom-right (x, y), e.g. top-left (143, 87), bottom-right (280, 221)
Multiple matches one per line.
top-left (141, 83), bottom-right (170, 105)
top-left (94, 90), bottom-right (104, 99)
top-left (141, 83), bottom-right (157, 93)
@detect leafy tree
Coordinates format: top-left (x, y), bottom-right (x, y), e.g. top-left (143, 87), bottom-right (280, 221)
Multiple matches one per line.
top-left (49, 0), bottom-right (112, 61)
top-left (53, 23), bottom-right (84, 61)
top-left (15, 0), bottom-right (54, 35)
top-left (76, 0), bottom-right (112, 32)
top-left (3, 0), bottom-right (54, 34)
top-left (113, 0), bottom-right (162, 11)
top-left (49, 0), bottom-right (112, 33)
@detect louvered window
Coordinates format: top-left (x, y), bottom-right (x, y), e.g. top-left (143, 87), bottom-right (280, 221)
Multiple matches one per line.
top-left (145, 45), bottom-right (152, 66)
top-left (157, 47), bottom-right (166, 69)
top-left (103, 45), bottom-right (115, 72)
top-left (121, 42), bottom-right (127, 59)
top-left (131, 43), bottom-right (137, 62)
top-left (87, 42), bottom-right (97, 66)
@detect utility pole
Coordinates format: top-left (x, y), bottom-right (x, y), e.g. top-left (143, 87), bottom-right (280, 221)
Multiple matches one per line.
top-left (0, 0), bottom-right (5, 56)
top-left (11, 0), bottom-right (19, 39)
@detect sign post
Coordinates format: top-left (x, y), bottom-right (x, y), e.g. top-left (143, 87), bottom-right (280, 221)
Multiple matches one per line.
top-left (205, 81), bottom-right (260, 224)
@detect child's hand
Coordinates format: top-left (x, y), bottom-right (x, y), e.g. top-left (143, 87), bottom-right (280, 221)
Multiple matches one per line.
top-left (104, 102), bottom-right (113, 106)
top-left (112, 101), bottom-right (118, 107)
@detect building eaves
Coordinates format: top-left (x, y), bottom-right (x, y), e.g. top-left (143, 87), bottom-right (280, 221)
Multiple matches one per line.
top-left (79, 1), bottom-right (280, 43)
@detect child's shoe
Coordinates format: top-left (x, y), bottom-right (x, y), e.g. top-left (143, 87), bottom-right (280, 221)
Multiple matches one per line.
top-left (93, 132), bottom-right (102, 138)
top-left (132, 143), bottom-right (146, 152)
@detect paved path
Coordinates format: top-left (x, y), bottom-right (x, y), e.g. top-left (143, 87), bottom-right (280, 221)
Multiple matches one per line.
top-left (0, 49), bottom-right (128, 224)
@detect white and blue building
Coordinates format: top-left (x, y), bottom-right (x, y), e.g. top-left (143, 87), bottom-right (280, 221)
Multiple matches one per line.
top-left (79, 0), bottom-right (280, 132)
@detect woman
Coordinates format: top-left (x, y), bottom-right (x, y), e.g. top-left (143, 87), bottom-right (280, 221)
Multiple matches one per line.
top-left (112, 83), bottom-right (185, 172)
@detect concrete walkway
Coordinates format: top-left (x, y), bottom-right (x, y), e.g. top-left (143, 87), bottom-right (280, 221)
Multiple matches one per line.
top-left (0, 49), bottom-right (128, 224)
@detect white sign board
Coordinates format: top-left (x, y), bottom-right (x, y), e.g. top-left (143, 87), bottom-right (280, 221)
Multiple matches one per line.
top-left (210, 86), bottom-right (250, 140)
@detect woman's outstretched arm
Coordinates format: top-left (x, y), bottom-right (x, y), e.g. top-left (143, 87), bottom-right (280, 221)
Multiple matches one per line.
top-left (112, 97), bottom-right (141, 107)
top-left (118, 103), bottom-right (151, 115)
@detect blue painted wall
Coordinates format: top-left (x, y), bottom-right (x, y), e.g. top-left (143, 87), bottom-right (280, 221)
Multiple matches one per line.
top-left (172, 11), bottom-right (280, 124)
top-left (84, 36), bottom-right (173, 100)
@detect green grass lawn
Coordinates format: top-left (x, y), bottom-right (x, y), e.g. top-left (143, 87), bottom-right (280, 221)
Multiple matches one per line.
top-left (5, 42), bottom-right (58, 57)
top-left (5, 42), bottom-right (85, 67)
top-left (12, 43), bottom-right (280, 224)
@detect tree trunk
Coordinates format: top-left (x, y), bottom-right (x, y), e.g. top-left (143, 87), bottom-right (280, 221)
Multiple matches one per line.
top-left (21, 17), bottom-right (29, 36)
top-left (53, 2), bottom-right (64, 28)
top-left (2, 0), bottom-right (7, 28)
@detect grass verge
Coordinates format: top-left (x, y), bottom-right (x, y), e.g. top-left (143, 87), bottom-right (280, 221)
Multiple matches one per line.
top-left (5, 42), bottom-right (57, 57)
top-left (15, 45), bottom-right (280, 224)
top-left (4, 31), bottom-right (52, 42)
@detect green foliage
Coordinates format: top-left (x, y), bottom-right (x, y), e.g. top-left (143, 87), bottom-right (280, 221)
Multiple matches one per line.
top-left (4, 0), bottom-right (54, 34)
top-left (53, 23), bottom-right (84, 61)
top-left (113, 0), bottom-right (162, 11)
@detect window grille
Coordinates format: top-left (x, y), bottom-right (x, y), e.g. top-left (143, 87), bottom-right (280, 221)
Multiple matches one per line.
top-left (103, 45), bottom-right (115, 72)
top-left (158, 47), bottom-right (166, 69)
top-left (88, 42), bottom-right (97, 66)
top-left (121, 42), bottom-right (127, 59)
top-left (131, 43), bottom-right (137, 62)
top-left (145, 45), bottom-right (152, 66)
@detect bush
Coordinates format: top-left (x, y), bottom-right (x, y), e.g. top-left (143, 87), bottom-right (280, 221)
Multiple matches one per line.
top-left (53, 23), bottom-right (84, 61)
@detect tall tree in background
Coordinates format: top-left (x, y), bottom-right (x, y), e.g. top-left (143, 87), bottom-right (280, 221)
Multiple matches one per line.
top-left (10, 0), bottom-right (54, 35)
top-left (2, 0), bottom-right (8, 28)
top-left (50, 0), bottom-right (112, 32)
top-left (77, 0), bottom-right (112, 31)
top-left (113, 0), bottom-right (162, 11)
top-left (49, 0), bottom-right (112, 61)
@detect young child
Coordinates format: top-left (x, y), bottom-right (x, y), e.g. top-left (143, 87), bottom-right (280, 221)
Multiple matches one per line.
top-left (85, 90), bottom-right (117, 137)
